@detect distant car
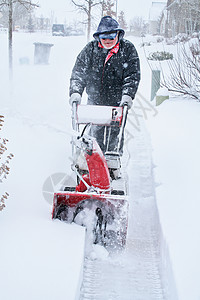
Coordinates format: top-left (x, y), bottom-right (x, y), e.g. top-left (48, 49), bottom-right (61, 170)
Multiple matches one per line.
top-left (52, 24), bottom-right (85, 37)
top-left (70, 29), bottom-right (85, 36)
top-left (0, 24), bottom-right (8, 33)
top-left (52, 24), bottom-right (67, 36)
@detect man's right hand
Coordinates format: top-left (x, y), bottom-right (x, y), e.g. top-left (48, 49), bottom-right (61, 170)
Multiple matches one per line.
top-left (69, 93), bottom-right (82, 106)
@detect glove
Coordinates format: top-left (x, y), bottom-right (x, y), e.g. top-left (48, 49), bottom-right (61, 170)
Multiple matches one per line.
top-left (69, 93), bottom-right (81, 106)
top-left (120, 95), bottom-right (133, 109)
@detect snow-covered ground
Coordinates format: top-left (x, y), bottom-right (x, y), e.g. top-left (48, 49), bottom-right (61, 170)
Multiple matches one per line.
top-left (0, 30), bottom-right (200, 300)
top-left (146, 98), bottom-right (200, 300)
top-left (0, 32), bottom-right (87, 300)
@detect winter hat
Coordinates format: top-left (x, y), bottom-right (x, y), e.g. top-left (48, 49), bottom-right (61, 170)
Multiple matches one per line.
top-left (93, 16), bottom-right (125, 40)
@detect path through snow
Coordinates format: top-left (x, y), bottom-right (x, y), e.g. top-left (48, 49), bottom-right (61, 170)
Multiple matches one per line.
top-left (79, 116), bottom-right (178, 300)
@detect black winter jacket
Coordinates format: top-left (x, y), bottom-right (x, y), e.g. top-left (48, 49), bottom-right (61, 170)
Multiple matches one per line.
top-left (69, 39), bottom-right (140, 106)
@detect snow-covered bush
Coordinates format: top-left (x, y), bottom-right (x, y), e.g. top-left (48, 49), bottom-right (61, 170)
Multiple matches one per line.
top-left (191, 32), bottom-right (200, 39)
top-left (156, 36), bottom-right (164, 43)
top-left (140, 41), bottom-right (151, 47)
top-left (148, 51), bottom-right (173, 61)
top-left (0, 116), bottom-right (13, 211)
top-left (173, 33), bottom-right (189, 43)
top-left (190, 42), bottom-right (200, 56)
top-left (165, 38), bottom-right (175, 45)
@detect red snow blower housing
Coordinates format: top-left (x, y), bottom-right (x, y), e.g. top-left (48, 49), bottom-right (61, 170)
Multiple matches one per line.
top-left (52, 104), bottom-right (129, 249)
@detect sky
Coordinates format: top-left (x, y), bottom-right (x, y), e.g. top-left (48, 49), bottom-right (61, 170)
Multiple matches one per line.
top-left (36, 0), bottom-right (167, 24)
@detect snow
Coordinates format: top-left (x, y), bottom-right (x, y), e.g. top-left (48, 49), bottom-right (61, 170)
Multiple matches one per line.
top-left (0, 30), bottom-right (200, 300)
top-left (156, 87), bottom-right (169, 96)
top-left (0, 32), bottom-right (86, 300)
top-left (146, 98), bottom-right (200, 300)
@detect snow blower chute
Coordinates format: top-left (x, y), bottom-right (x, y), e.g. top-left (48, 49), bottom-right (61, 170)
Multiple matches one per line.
top-left (52, 103), bottom-right (129, 249)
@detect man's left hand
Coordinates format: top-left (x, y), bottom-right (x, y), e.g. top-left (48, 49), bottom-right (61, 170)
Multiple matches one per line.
top-left (120, 95), bottom-right (133, 109)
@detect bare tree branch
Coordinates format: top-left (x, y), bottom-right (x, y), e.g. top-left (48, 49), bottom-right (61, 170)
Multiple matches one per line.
top-left (71, 0), bottom-right (102, 41)
top-left (0, 1), bottom-right (9, 8)
top-left (71, 0), bottom-right (88, 12)
top-left (13, 0), bottom-right (39, 9)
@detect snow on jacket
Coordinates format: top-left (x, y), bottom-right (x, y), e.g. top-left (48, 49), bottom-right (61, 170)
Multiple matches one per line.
top-left (69, 38), bottom-right (140, 106)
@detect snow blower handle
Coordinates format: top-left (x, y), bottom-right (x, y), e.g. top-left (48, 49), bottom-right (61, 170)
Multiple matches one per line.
top-left (117, 104), bottom-right (128, 153)
top-left (72, 102), bottom-right (78, 131)
top-left (121, 104), bottom-right (128, 128)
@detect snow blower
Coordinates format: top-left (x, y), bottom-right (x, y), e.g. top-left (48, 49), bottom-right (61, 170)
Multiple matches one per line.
top-left (52, 103), bottom-right (129, 249)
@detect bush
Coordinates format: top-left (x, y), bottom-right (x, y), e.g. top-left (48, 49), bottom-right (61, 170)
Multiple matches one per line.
top-left (166, 38), bottom-right (175, 45)
top-left (140, 41), bottom-right (151, 47)
top-left (0, 116), bottom-right (13, 211)
top-left (148, 51), bottom-right (173, 61)
top-left (156, 36), bottom-right (164, 43)
top-left (173, 33), bottom-right (189, 43)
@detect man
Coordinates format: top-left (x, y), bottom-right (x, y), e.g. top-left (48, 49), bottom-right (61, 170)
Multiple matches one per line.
top-left (69, 16), bottom-right (140, 155)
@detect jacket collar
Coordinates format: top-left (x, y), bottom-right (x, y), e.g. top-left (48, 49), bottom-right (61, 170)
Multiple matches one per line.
top-left (98, 42), bottom-right (120, 65)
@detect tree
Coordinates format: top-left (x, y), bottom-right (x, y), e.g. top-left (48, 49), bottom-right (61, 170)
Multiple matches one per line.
top-left (118, 10), bottom-right (127, 30)
top-left (71, 0), bottom-right (102, 41)
top-left (0, 0), bottom-right (39, 80)
top-left (27, 13), bottom-right (34, 32)
top-left (129, 16), bottom-right (146, 35)
top-left (0, 2), bottom-right (29, 29)
top-left (101, 0), bottom-right (116, 17)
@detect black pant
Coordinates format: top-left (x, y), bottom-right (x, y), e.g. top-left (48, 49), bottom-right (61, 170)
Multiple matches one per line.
top-left (89, 125), bottom-right (124, 155)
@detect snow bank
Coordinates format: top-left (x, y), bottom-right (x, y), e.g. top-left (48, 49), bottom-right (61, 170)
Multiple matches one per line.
top-left (0, 112), bottom-right (86, 300)
top-left (146, 98), bottom-right (200, 300)
top-left (156, 87), bottom-right (169, 97)
top-left (0, 213), bottom-right (85, 300)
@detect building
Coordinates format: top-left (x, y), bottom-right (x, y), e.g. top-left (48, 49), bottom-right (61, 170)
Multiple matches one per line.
top-left (149, 2), bottom-right (167, 35)
top-left (164, 0), bottom-right (200, 38)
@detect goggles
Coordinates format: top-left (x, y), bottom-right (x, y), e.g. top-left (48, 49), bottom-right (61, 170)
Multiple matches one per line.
top-left (99, 32), bottom-right (118, 40)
